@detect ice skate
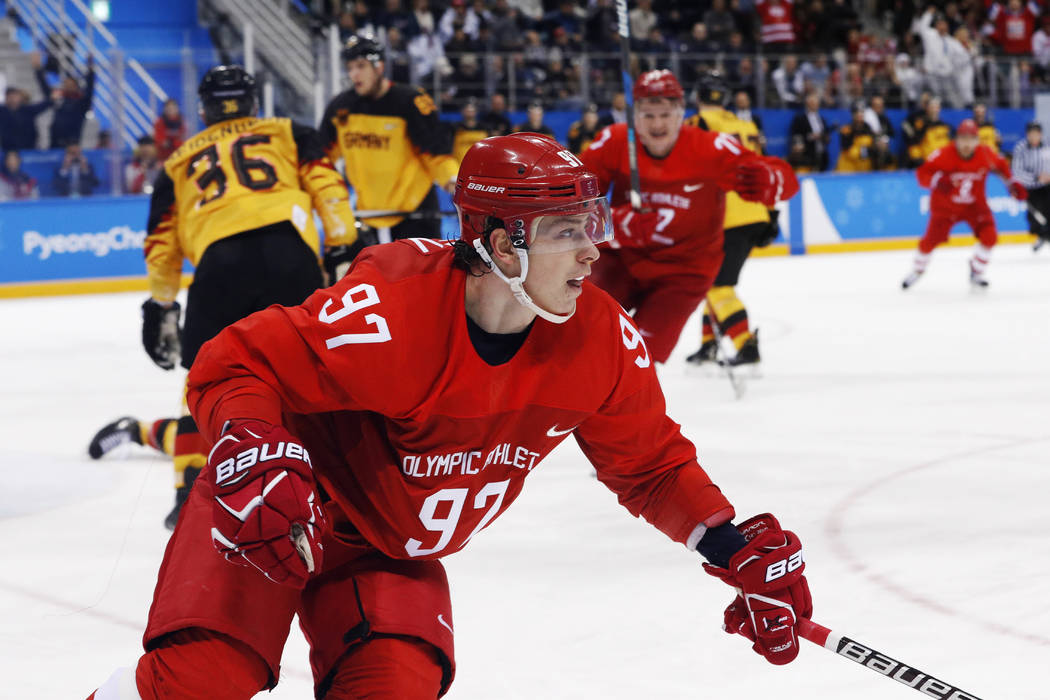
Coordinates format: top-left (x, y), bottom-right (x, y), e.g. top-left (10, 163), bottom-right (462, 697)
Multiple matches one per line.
top-left (685, 340), bottom-right (718, 366)
top-left (901, 270), bottom-right (923, 289)
top-left (87, 417), bottom-right (142, 459)
top-left (969, 262), bottom-right (989, 289)
top-left (723, 331), bottom-right (761, 369)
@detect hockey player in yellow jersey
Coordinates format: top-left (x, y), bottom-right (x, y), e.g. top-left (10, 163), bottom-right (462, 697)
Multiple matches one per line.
top-left (321, 34), bottom-right (458, 243)
top-left (88, 65), bottom-right (358, 529)
top-left (685, 72), bottom-right (777, 368)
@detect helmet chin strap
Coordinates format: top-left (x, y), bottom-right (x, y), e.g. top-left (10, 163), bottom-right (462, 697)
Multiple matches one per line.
top-left (472, 239), bottom-right (574, 324)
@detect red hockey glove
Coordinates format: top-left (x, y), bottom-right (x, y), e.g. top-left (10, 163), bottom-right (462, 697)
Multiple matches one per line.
top-left (209, 420), bottom-right (325, 588)
top-left (1008, 179), bottom-right (1028, 201)
top-left (734, 160), bottom-right (785, 207)
top-left (931, 171), bottom-right (955, 195)
top-left (703, 514), bottom-right (812, 665)
top-left (611, 203), bottom-right (660, 247)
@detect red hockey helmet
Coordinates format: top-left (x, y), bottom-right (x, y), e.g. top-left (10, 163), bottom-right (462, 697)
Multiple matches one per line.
top-left (956, 119), bottom-right (979, 137)
top-left (454, 132), bottom-right (612, 254)
top-left (633, 70), bottom-right (684, 101)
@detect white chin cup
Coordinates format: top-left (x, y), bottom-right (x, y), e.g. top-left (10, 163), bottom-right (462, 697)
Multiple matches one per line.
top-left (472, 238), bottom-right (574, 324)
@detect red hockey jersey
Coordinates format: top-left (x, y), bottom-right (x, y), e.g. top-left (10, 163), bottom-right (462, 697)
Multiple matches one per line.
top-left (187, 239), bottom-right (734, 560)
top-left (917, 143), bottom-right (1011, 214)
top-left (580, 123), bottom-right (797, 279)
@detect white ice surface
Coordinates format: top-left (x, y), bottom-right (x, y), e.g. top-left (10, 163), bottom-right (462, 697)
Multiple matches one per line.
top-left (1, 244), bottom-right (1048, 699)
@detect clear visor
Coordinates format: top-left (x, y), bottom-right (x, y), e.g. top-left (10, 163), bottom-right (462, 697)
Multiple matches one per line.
top-left (518, 197), bottom-right (613, 255)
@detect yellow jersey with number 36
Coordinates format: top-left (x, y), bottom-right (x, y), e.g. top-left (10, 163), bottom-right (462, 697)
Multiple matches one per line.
top-left (145, 116), bottom-right (356, 301)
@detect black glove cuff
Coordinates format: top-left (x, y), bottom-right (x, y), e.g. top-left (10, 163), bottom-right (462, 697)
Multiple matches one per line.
top-left (697, 521), bottom-right (749, 569)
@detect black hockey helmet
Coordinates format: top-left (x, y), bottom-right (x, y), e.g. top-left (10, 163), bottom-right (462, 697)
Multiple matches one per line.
top-left (696, 71), bottom-right (728, 106)
top-left (341, 35), bottom-right (384, 65)
top-left (198, 65), bottom-right (257, 125)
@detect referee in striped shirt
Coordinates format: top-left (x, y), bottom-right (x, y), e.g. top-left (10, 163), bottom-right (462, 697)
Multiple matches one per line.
top-left (1012, 120), bottom-right (1050, 250)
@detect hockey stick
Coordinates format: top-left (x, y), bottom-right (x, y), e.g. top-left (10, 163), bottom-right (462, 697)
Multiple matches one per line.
top-left (705, 294), bottom-right (745, 400)
top-left (798, 618), bottom-right (984, 699)
top-left (1027, 201), bottom-right (1048, 228)
top-left (615, 0), bottom-right (643, 211)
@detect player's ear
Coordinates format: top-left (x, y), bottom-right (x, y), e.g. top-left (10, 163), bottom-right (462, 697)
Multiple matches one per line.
top-left (488, 228), bottom-right (521, 273)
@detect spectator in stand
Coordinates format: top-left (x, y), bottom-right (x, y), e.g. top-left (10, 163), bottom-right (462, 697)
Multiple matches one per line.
top-left (350, 0), bottom-right (378, 36)
top-left (704, 0), bottom-right (738, 44)
top-left (983, 0), bottom-right (1039, 56)
top-left (629, 0), bottom-right (658, 45)
top-left (1033, 16), bottom-right (1050, 84)
top-left (895, 53), bottom-right (923, 105)
top-left (336, 8), bottom-right (359, 42)
top-left (732, 57), bottom-right (759, 100)
top-left (410, 0), bottom-right (437, 36)
top-left (567, 103), bottom-right (604, 155)
top-left (153, 98), bottom-right (186, 161)
top-left (512, 101), bottom-right (555, 138)
top-left (0, 150), bottom-right (39, 200)
top-left (124, 136), bottom-right (163, 194)
top-left (639, 27), bottom-right (670, 70)
top-left (451, 100), bottom-right (487, 162)
top-left (375, 0), bottom-right (416, 38)
top-left (446, 53), bottom-right (485, 109)
top-left (772, 55), bottom-right (803, 108)
top-left (754, 0), bottom-right (796, 53)
top-left (543, 0), bottom-right (583, 41)
top-left (913, 8), bottom-right (966, 108)
top-left (445, 21), bottom-right (483, 69)
top-left (952, 26), bottom-right (978, 108)
top-left (839, 62), bottom-right (866, 108)
top-left (385, 26), bottom-right (413, 83)
top-left (732, 90), bottom-right (764, 136)
top-left (0, 52), bottom-right (52, 152)
top-left (584, 0), bottom-right (616, 44)
top-left (798, 55), bottom-right (831, 100)
top-left (683, 22), bottom-right (720, 55)
top-left (864, 95), bottom-right (894, 139)
top-left (438, 0), bottom-right (479, 42)
top-left (546, 57), bottom-right (580, 109)
top-left (407, 25), bottom-right (448, 85)
top-left (49, 58), bottom-right (95, 148)
top-left (490, 0), bottom-right (528, 50)
top-left (522, 30), bottom-right (547, 71)
top-left (53, 142), bottom-right (98, 197)
top-left (972, 102), bottom-right (1001, 153)
top-left (789, 91), bottom-right (830, 171)
top-left (825, 0), bottom-right (860, 46)
top-left (550, 26), bottom-right (580, 63)
top-left (480, 93), bottom-right (511, 136)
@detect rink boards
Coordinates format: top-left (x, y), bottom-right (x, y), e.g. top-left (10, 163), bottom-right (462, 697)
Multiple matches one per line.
top-left (0, 173), bottom-right (1036, 298)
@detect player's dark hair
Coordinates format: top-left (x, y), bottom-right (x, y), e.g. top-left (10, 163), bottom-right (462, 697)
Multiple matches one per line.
top-left (452, 216), bottom-right (504, 276)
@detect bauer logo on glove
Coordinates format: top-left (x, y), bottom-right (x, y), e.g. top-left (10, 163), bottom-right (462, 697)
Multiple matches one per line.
top-left (211, 433), bottom-right (312, 488)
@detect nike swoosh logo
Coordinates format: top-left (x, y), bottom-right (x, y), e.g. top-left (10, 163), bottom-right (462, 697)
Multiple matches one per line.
top-left (546, 424), bottom-right (576, 437)
top-left (438, 614), bottom-right (453, 634)
top-left (683, 183), bottom-right (704, 192)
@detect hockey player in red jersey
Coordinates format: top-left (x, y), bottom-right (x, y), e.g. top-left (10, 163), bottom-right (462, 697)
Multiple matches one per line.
top-left (87, 134), bottom-right (813, 700)
top-left (579, 69), bottom-right (798, 364)
top-left (903, 118), bottom-right (1028, 289)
